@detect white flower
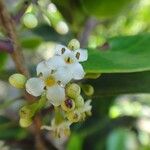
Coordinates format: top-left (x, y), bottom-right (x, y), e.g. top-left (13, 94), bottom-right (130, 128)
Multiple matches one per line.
top-left (54, 44), bottom-right (88, 62)
top-left (41, 119), bottom-right (71, 138)
top-left (36, 56), bottom-right (65, 77)
top-left (26, 59), bottom-right (71, 106)
top-left (50, 44), bottom-right (88, 80)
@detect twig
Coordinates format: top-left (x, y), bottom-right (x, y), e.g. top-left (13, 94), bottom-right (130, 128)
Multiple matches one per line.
top-left (78, 17), bottom-right (99, 48)
top-left (0, 1), bottom-right (47, 150)
top-left (13, 0), bottom-right (31, 23)
top-left (0, 1), bottom-right (29, 76)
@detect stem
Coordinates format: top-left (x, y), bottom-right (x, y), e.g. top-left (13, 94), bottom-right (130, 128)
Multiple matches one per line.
top-left (0, 1), bottom-right (47, 150)
top-left (78, 17), bottom-right (99, 48)
top-left (0, 1), bottom-right (29, 76)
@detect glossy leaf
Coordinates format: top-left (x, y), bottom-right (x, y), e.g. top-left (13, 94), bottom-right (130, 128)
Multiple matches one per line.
top-left (83, 34), bottom-right (150, 73)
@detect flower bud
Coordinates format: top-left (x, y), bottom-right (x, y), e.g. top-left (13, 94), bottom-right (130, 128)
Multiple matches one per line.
top-left (68, 39), bottom-right (80, 50)
top-left (19, 103), bottom-right (38, 119)
top-left (86, 110), bottom-right (92, 116)
top-left (9, 73), bottom-right (27, 89)
top-left (23, 13), bottom-right (38, 28)
top-left (19, 118), bottom-right (32, 128)
top-left (75, 95), bottom-right (84, 107)
top-left (61, 98), bottom-right (75, 112)
top-left (67, 111), bottom-right (80, 123)
top-left (66, 83), bottom-right (81, 99)
top-left (55, 21), bottom-right (69, 35)
top-left (85, 73), bottom-right (101, 79)
top-left (81, 84), bottom-right (94, 96)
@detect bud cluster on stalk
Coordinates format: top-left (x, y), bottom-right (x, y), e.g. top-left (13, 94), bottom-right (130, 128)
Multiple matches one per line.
top-left (9, 39), bottom-right (94, 138)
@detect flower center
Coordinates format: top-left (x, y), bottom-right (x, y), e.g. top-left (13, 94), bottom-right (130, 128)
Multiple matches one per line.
top-left (45, 76), bottom-right (56, 87)
top-left (65, 57), bottom-right (74, 64)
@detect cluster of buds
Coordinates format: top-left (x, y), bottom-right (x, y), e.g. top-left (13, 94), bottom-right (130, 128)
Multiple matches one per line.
top-left (9, 39), bottom-right (93, 138)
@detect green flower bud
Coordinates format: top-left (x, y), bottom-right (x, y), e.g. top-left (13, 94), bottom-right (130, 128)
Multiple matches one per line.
top-left (19, 118), bottom-right (32, 128)
top-left (85, 73), bottom-right (101, 79)
top-left (68, 39), bottom-right (80, 50)
top-left (66, 83), bottom-right (81, 99)
top-left (86, 110), bottom-right (92, 116)
top-left (75, 95), bottom-right (84, 108)
top-left (61, 98), bottom-right (75, 112)
top-left (67, 111), bottom-right (80, 123)
top-left (9, 73), bottom-right (27, 89)
top-left (81, 84), bottom-right (94, 96)
top-left (19, 103), bottom-right (38, 119)
top-left (23, 13), bottom-right (38, 28)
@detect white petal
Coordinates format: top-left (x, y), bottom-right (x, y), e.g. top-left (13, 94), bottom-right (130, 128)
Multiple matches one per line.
top-left (46, 85), bottom-right (65, 106)
top-left (46, 56), bottom-right (65, 69)
top-left (62, 52), bottom-right (78, 64)
top-left (36, 61), bottom-right (51, 77)
top-left (54, 44), bottom-right (70, 55)
top-left (70, 63), bottom-right (85, 80)
top-left (74, 49), bottom-right (88, 62)
top-left (54, 67), bottom-right (72, 85)
top-left (25, 78), bottom-right (45, 97)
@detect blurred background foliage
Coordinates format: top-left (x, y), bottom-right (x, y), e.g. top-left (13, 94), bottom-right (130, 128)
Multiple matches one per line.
top-left (0, 0), bottom-right (150, 149)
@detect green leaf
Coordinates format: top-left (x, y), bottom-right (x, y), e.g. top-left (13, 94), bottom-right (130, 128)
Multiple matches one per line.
top-left (81, 0), bottom-right (137, 19)
top-left (21, 35), bottom-right (43, 49)
top-left (87, 71), bottom-right (150, 97)
top-left (83, 34), bottom-right (150, 73)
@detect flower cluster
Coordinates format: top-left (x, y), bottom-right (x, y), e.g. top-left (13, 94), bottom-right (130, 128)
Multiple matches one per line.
top-left (9, 39), bottom-right (93, 138)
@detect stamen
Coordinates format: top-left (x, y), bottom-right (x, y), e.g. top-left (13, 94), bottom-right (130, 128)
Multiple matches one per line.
top-left (76, 52), bottom-right (80, 59)
top-left (67, 57), bottom-right (71, 63)
top-left (45, 76), bottom-right (56, 87)
top-left (61, 48), bottom-right (66, 54)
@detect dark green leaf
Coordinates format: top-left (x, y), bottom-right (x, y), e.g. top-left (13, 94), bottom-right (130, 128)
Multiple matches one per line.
top-left (87, 71), bottom-right (150, 97)
top-left (21, 36), bottom-right (43, 49)
top-left (83, 34), bottom-right (150, 73)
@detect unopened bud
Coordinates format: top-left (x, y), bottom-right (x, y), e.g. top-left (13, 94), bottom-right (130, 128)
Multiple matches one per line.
top-left (55, 21), bottom-right (69, 35)
top-left (85, 73), bottom-right (101, 79)
top-left (9, 73), bottom-right (27, 89)
top-left (75, 95), bottom-right (84, 107)
top-left (68, 39), bottom-right (80, 50)
top-left (19, 118), bottom-right (32, 128)
top-left (19, 103), bottom-right (38, 119)
top-left (86, 110), bottom-right (92, 116)
top-left (82, 84), bottom-right (94, 96)
top-left (61, 99), bottom-right (75, 112)
top-left (66, 83), bottom-right (81, 99)
top-left (23, 13), bottom-right (38, 28)
top-left (67, 111), bottom-right (80, 123)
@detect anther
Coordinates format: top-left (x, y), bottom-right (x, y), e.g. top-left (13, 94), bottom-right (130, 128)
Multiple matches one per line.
top-left (76, 52), bottom-right (80, 59)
